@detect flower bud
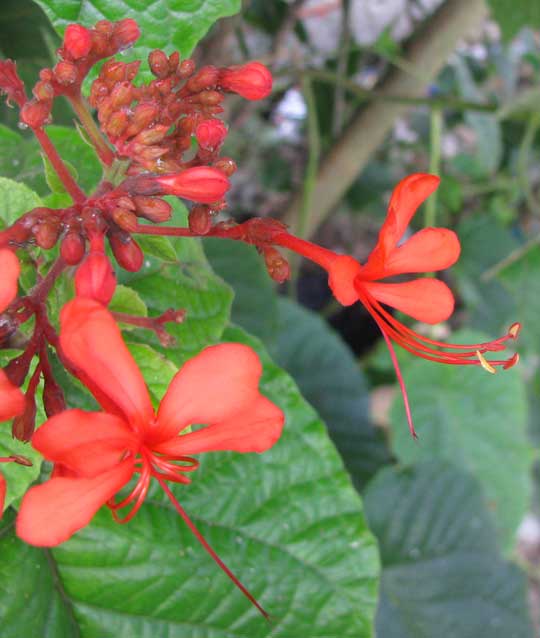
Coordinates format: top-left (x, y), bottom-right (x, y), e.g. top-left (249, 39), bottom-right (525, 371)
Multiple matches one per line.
top-left (213, 157), bottom-right (237, 177)
top-left (220, 62), bottom-right (272, 100)
top-left (105, 110), bottom-right (128, 137)
top-left (12, 394), bottom-right (36, 442)
top-left (195, 90), bottom-right (223, 106)
top-left (89, 79), bottom-right (109, 107)
top-left (112, 18), bottom-right (140, 51)
top-left (195, 118), bottom-right (227, 150)
top-left (178, 59), bottom-right (195, 79)
top-left (20, 100), bottom-right (51, 128)
top-left (110, 81), bottom-right (133, 108)
top-left (63, 24), bottom-right (93, 60)
top-left (61, 231), bottom-right (85, 265)
top-left (168, 51), bottom-right (180, 74)
top-left (34, 219), bottom-right (60, 249)
top-left (75, 251), bottom-right (116, 305)
top-left (111, 207), bottom-right (138, 232)
top-left (125, 102), bottom-right (159, 136)
top-left (186, 66), bottom-right (219, 92)
top-left (188, 205), bottom-right (212, 235)
top-left (43, 377), bottom-right (66, 418)
top-left (133, 124), bottom-right (169, 146)
top-left (101, 59), bottom-right (127, 84)
top-left (155, 167), bottom-right (230, 203)
top-left (109, 232), bottom-right (144, 272)
top-left (149, 49), bottom-right (170, 78)
top-left (0, 59), bottom-right (27, 107)
top-left (262, 246), bottom-right (290, 283)
top-left (32, 81), bottom-right (54, 102)
top-left (133, 196), bottom-right (172, 222)
top-left (54, 60), bottom-right (78, 86)
top-left (95, 20), bottom-right (114, 37)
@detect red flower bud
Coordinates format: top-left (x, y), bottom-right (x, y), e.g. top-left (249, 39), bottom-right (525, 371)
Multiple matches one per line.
top-left (189, 205), bottom-right (212, 235)
top-left (111, 207), bottom-right (138, 232)
top-left (61, 231), bottom-right (85, 265)
top-left (54, 61), bottom-right (79, 86)
top-left (155, 167), bottom-right (230, 203)
top-left (43, 378), bottom-right (66, 418)
top-left (63, 24), bottom-right (93, 60)
top-left (32, 81), bottom-right (55, 101)
top-left (149, 50), bottom-right (170, 78)
top-left (12, 395), bottom-right (36, 442)
top-left (20, 100), bottom-right (51, 128)
top-left (105, 110), bottom-right (128, 137)
top-left (178, 59), bottom-right (195, 79)
top-left (133, 196), bottom-right (172, 223)
top-left (186, 66), bottom-right (219, 92)
top-left (262, 246), bottom-right (290, 283)
top-left (109, 81), bottom-right (134, 109)
top-left (34, 219), bottom-right (60, 249)
top-left (213, 157), bottom-right (237, 177)
top-left (0, 59), bottom-right (26, 108)
top-left (109, 232), bottom-right (144, 272)
top-left (75, 252), bottom-right (116, 305)
top-left (195, 119), bottom-right (227, 150)
top-left (220, 62), bottom-right (272, 100)
top-left (112, 18), bottom-right (140, 51)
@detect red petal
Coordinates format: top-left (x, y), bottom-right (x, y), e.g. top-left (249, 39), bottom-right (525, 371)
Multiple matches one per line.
top-left (32, 410), bottom-right (136, 477)
top-left (60, 299), bottom-right (153, 431)
top-left (155, 344), bottom-right (263, 443)
top-left (363, 174), bottom-right (440, 277)
top-left (0, 369), bottom-right (25, 421)
top-left (363, 278), bottom-right (455, 324)
top-left (155, 395), bottom-right (284, 455)
top-left (0, 249), bottom-right (20, 312)
top-left (16, 460), bottom-right (134, 547)
top-left (327, 255), bottom-right (362, 306)
top-left (380, 228), bottom-right (461, 276)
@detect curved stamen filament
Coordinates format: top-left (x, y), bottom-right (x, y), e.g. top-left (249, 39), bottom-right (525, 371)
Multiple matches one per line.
top-left (108, 460), bottom-right (152, 523)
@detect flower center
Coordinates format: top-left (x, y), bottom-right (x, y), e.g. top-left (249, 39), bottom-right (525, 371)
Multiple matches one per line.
top-left (106, 446), bottom-right (199, 523)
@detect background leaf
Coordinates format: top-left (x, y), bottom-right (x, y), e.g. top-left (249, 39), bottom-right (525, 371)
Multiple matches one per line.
top-left (364, 462), bottom-right (533, 638)
top-left (388, 330), bottom-right (530, 549)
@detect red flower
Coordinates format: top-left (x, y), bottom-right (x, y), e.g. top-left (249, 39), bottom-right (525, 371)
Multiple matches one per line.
top-left (219, 62), bottom-right (272, 100)
top-left (273, 174), bottom-right (519, 437)
top-left (74, 235), bottom-right (116, 304)
top-left (17, 298), bottom-right (284, 616)
top-left (155, 167), bottom-right (230, 203)
top-left (63, 24), bottom-right (93, 60)
top-left (195, 118), bottom-right (228, 150)
top-left (0, 248), bottom-right (20, 312)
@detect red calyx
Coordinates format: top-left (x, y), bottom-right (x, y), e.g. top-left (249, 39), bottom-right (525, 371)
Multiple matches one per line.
top-left (109, 232), bottom-right (144, 272)
top-left (112, 19), bottom-right (141, 50)
top-left (75, 251), bottom-right (117, 305)
top-left (195, 119), bottom-right (227, 150)
top-left (63, 24), bottom-right (93, 60)
top-left (219, 62), bottom-right (272, 101)
top-left (0, 60), bottom-right (27, 108)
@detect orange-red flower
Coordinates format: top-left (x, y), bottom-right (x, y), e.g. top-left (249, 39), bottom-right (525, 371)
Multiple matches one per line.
top-left (16, 298), bottom-right (284, 615)
top-left (273, 173), bottom-right (519, 437)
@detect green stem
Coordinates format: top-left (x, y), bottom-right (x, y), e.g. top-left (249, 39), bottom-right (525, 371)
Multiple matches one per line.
top-left (424, 107), bottom-right (442, 227)
top-left (69, 92), bottom-right (115, 167)
top-left (481, 233), bottom-right (540, 282)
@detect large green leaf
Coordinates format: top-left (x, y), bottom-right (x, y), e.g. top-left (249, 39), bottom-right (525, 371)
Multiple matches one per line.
top-left (34, 0), bottom-right (242, 74)
top-left (488, 0), bottom-right (540, 40)
top-left (388, 330), bottom-right (530, 548)
top-left (0, 176), bottom-right (42, 226)
top-left (204, 238), bottom-right (279, 343)
top-left (2, 325), bottom-right (379, 636)
top-left (364, 462), bottom-right (533, 638)
top-left (270, 297), bottom-right (392, 491)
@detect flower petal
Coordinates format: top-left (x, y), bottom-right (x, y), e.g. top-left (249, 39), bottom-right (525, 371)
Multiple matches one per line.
top-left (32, 410), bottom-right (136, 477)
top-left (155, 395), bottom-right (284, 455)
top-left (0, 249), bottom-right (20, 313)
top-left (155, 344), bottom-right (263, 443)
top-left (16, 459), bottom-right (134, 547)
top-left (363, 278), bottom-right (455, 324)
top-left (60, 298), bottom-right (153, 430)
top-left (327, 255), bottom-right (362, 306)
top-left (362, 174), bottom-right (440, 277)
top-left (380, 228), bottom-right (461, 276)
top-left (0, 369), bottom-right (25, 421)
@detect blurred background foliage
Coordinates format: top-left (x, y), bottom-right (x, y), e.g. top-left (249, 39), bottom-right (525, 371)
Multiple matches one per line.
top-left (1, 0), bottom-right (540, 635)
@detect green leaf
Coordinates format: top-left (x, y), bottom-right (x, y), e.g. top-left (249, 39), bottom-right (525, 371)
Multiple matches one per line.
top-left (4, 325), bottom-right (379, 636)
top-left (0, 176), bottom-right (42, 226)
top-left (203, 238), bottom-right (279, 343)
top-left (127, 342), bottom-right (177, 407)
top-left (388, 330), bottom-right (530, 548)
top-left (34, 0), bottom-right (242, 78)
top-left (136, 234), bottom-right (178, 263)
top-left (42, 153), bottom-right (79, 195)
top-left (0, 431), bottom-right (43, 512)
top-left (364, 462), bottom-right (534, 638)
top-left (0, 511), bottom-right (79, 638)
top-left (498, 247), bottom-right (540, 355)
top-left (488, 0), bottom-right (540, 41)
top-left (269, 297), bottom-right (392, 491)
top-left (109, 284), bottom-right (148, 317)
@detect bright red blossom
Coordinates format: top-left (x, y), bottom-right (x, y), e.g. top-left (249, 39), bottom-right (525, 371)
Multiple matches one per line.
top-left (155, 167), bottom-right (230, 203)
top-left (16, 298), bottom-right (284, 615)
top-left (219, 62), bottom-right (272, 100)
top-left (272, 173), bottom-right (519, 437)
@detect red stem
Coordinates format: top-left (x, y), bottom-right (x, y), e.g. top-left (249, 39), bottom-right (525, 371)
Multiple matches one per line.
top-left (155, 475), bottom-right (270, 620)
top-left (69, 92), bottom-right (116, 166)
top-left (32, 128), bottom-right (86, 203)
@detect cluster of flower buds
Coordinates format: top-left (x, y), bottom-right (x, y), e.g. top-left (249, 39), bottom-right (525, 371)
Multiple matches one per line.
top-left (20, 20), bottom-right (140, 129)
